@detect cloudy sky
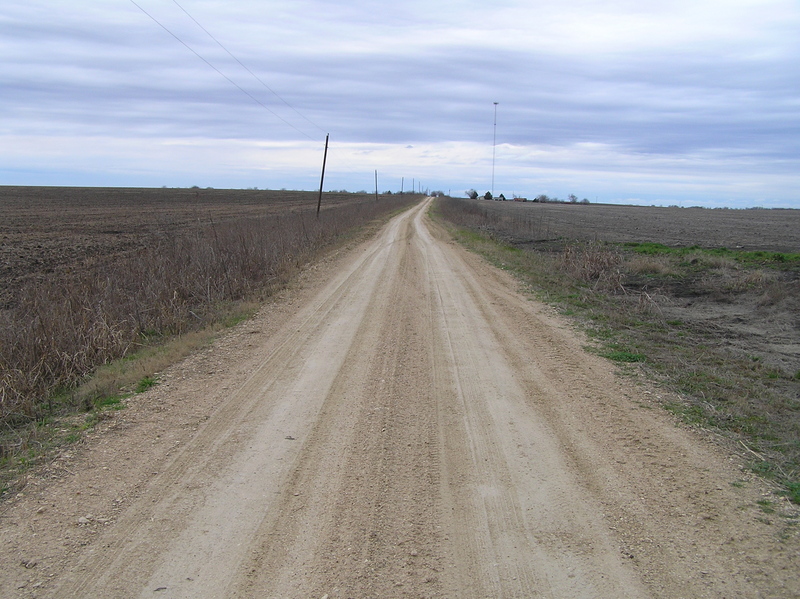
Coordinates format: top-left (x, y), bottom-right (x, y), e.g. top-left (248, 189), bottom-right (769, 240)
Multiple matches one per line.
top-left (2, 0), bottom-right (799, 207)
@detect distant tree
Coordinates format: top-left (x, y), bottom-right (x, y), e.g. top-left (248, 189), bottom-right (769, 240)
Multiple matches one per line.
top-left (580, 198), bottom-right (590, 204)
top-left (484, 191), bottom-right (493, 200)
top-left (536, 194), bottom-right (550, 203)
top-left (498, 193), bottom-right (506, 201)
top-left (568, 194), bottom-right (578, 203)
top-left (465, 189), bottom-right (479, 199)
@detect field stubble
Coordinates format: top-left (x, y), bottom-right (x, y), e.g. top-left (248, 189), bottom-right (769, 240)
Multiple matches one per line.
top-left (0, 186), bottom-right (420, 476)
top-left (435, 196), bottom-right (800, 502)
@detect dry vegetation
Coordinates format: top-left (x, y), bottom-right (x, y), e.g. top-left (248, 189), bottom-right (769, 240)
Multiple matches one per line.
top-left (434, 196), bottom-right (800, 502)
top-left (0, 187), bottom-right (420, 474)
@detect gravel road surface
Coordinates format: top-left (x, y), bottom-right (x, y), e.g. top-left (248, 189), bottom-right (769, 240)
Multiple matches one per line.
top-left (2, 198), bottom-right (797, 598)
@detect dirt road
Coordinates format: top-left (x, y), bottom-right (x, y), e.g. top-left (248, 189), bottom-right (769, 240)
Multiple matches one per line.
top-left (2, 199), bottom-right (798, 597)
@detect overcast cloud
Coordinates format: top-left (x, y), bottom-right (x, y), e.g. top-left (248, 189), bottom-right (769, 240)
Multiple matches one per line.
top-left (1, 0), bottom-right (798, 206)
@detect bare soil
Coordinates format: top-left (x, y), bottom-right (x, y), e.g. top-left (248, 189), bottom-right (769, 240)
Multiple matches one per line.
top-left (471, 200), bottom-right (800, 252)
top-left (1, 198), bottom-right (798, 597)
top-left (0, 186), bottom-right (368, 308)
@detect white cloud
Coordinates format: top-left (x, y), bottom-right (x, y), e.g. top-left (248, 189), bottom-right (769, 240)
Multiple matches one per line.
top-left (0, 0), bottom-right (798, 206)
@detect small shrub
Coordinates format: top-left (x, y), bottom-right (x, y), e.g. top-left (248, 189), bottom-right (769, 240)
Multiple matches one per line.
top-left (561, 243), bottom-right (623, 290)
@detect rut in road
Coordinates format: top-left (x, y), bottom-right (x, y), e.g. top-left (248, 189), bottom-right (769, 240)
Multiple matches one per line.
top-left (42, 198), bottom-right (797, 598)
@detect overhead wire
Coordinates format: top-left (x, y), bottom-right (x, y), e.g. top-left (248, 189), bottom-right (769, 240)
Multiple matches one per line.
top-left (128, 0), bottom-right (322, 141)
top-left (170, 0), bottom-right (327, 136)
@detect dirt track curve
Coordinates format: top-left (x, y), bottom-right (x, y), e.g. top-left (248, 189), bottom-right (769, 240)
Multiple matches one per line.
top-left (2, 198), bottom-right (798, 598)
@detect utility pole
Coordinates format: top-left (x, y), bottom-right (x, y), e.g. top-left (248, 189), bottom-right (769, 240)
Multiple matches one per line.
top-left (492, 102), bottom-right (498, 196)
top-left (316, 133), bottom-right (329, 218)
top-left (375, 170), bottom-right (378, 201)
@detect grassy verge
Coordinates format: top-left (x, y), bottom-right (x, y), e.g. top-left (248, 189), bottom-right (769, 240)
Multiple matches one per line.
top-left (432, 198), bottom-right (800, 504)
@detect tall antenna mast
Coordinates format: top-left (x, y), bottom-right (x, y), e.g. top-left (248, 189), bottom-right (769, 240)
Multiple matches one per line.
top-left (492, 102), bottom-right (499, 196)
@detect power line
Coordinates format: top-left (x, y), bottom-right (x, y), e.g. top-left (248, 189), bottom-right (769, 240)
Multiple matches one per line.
top-left (171, 0), bottom-right (326, 136)
top-left (128, 0), bottom-right (321, 141)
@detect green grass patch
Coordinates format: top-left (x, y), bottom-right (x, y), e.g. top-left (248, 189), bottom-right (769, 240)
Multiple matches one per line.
top-left (623, 242), bottom-right (800, 268)
top-left (92, 394), bottom-right (127, 410)
top-left (783, 481), bottom-right (800, 504)
top-left (135, 376), bottom-right (158, 393)
top-left (756, 499), bottom-right (776, 514)
top-left (664, 402), bottom-right (707, 426)
top-left (602, 350), bottom-right (647, 363)
top-left (63, 432), bottom-right (82, 445)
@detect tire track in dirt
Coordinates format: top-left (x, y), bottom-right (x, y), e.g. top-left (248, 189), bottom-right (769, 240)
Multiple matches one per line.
top-left (228, 207), bottom-right (445, 597)
top-left (417, 207), bottom-right (648, 597)
top-left (4, 198), bottom-right (798, 598)
top-left (47, 209), bottom-right (416, 597)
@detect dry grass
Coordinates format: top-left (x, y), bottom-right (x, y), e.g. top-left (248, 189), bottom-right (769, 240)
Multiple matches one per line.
top-left (728, 270), bottom-right (775, 292)
top-left (72, 324), bottom-right (232, 407)
top-left (758, 281), bottom-right (791, 307)
top-left (433, 196), bottom-right (555, 241)
top-left (0, 195), bottom-right (419, 458)
top-left (560, 243), bottom-right (625, 292)
top-left (628, 256), bottom-right (678, 277)
top-left (703, 254), bottom-right (738, 269)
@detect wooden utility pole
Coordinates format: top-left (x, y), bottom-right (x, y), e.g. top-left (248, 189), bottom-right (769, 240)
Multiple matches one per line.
top-left (375, 170), bottom-right (378, 201)
top-left (316, 133), bottom-right (329, 218)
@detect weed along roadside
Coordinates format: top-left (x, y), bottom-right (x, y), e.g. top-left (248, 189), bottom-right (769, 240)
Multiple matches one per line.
top-left (0, 189), bottom-right (423, 497)
top-left (432, 196), bottom-right (800, 505)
